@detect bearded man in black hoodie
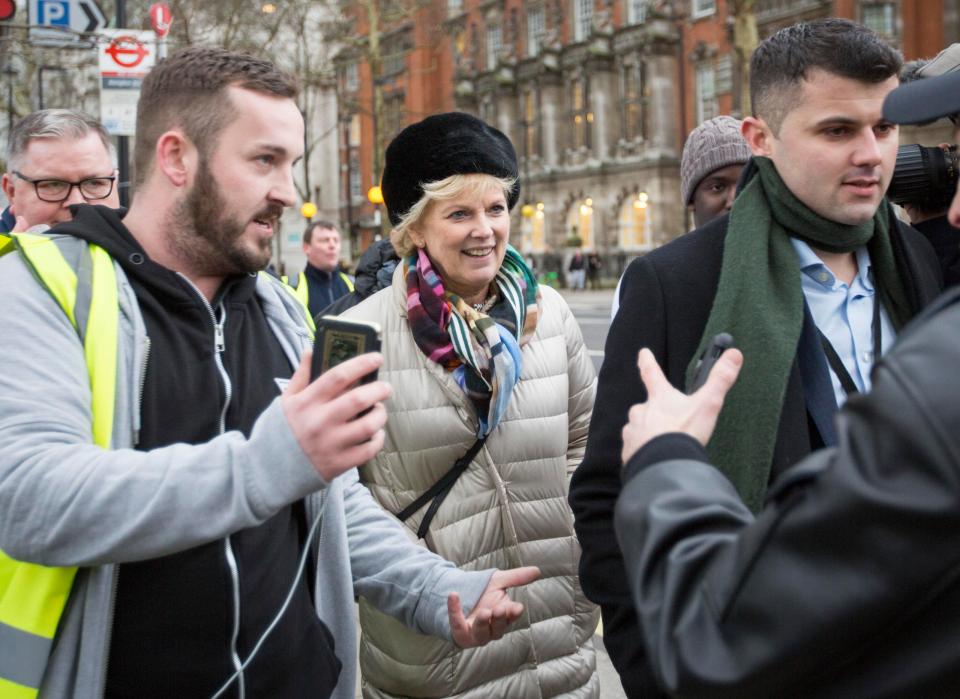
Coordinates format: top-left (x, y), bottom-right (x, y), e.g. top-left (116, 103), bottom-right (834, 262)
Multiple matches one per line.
top-left (0, 47), bottom-right (537, 698)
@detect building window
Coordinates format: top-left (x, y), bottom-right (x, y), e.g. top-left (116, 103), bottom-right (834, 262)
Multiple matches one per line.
top-left (382, 94), bottom-right (405, 141)
top-left (520, 201), bottom-right (547, 253)
top-left (691, 0), bottom-right (716, 18)
top-left (382, 38), bottom-right (406, 76)
top-left (532, 202), bottom-right (546, 252)
top-left (486, 22), bottom-right (502, 71)
top-left (349, 152), bottom-right (361, 200)
top-left (570, 77), bottom-right (592, 150)
top-left (574, 0), bottom-right (593, 42)
top-left (567, 197), bottom-right (594, 249)
top-left (349, 114), bottom-right (361, 147)
top-left (621, 61), bottom-right (645, 141)
top-left (447, 0), bottom-right (463, 17)
top-left (861, 2), bottom-right (897, 37)
top-left (527, 6), bottom-right (546, 57)
top-left (626, 0), bottom-right (647, 25)
top-left (480, 94), bottom-right (497, 125)
top-left (695, 62), bottom-right (718, 125)
top-left (619, 192), bottom-right (652, 251)
top-left (344, 62), bottom-right (359, 92)
top-left (521, 87), bottom-right (539, 159)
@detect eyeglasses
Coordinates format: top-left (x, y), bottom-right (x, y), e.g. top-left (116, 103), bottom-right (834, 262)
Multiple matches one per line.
top-left (13, 170), bottom-right (117, 203)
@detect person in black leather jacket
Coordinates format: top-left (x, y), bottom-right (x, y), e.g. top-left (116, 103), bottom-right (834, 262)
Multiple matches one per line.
top-left (613, 68), bottom-right (960, 698)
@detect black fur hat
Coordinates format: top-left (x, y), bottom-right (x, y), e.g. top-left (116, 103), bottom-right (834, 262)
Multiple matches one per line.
top-left (381, 112), bottom-right (521, 226)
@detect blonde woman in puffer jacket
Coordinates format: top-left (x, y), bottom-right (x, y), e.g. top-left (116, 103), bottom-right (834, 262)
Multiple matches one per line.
top-left (341, 112), bottom-right (600, 698)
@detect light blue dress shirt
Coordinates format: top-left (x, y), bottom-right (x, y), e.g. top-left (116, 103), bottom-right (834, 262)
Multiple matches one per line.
top-left (791, 239), bottom-right (896, 407)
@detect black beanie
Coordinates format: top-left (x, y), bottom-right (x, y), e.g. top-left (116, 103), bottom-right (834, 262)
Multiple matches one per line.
top-left (381, 112), bottom-right (521, 226)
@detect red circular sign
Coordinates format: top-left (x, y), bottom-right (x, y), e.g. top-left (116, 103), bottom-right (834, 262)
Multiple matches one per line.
top-left (149, 3), bottom-right (173, 38)
top-left (105, 36), bottom-right (149, 69)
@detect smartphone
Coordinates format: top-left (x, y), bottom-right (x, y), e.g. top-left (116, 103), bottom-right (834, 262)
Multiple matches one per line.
top-left (690, 332), bottom-right (734, 393)
top-left (311, 316), bottom-right (382, 383)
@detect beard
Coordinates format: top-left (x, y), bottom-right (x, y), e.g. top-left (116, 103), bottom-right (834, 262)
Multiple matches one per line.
top-left (168, 156), bottom-right (282, 276)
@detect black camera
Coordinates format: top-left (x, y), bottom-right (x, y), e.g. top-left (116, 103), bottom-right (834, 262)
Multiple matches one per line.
top-left (887, 144), bottom-right (959, 210)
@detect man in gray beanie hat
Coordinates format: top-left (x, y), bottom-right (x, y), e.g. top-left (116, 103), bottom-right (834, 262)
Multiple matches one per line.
top-left (680, 115), bottom-right (752, 228)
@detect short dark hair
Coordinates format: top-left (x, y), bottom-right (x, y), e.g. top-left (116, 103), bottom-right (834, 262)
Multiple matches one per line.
top-left (750, 18), bottom-right (903, 133)
top-left (303, 220), bottom-right (339, 244)
top-left (133, 47), bottom-right (298, 188)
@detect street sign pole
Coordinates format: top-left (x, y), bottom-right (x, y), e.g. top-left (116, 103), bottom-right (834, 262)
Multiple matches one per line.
top-left (115, 0), bottom-right (128, 206)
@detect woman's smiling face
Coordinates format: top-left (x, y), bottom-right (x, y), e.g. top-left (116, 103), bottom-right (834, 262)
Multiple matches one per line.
top-left (410, 175), bottom-right (510, 305)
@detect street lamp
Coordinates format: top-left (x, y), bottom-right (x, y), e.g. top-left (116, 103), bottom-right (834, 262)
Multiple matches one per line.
top-left (367, 185), bottom-right (384, 242)
top-left (2, 64), bottom-right (16, 135)
top-left (301, 201), bottom-right (318, 221)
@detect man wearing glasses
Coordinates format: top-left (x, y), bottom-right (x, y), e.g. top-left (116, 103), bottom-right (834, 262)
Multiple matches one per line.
top-left (1, 109), bottom-right (120, 233)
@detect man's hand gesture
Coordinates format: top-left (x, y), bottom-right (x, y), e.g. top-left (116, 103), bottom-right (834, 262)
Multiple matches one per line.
top-left (282, 350), bottom-right (392, 482)
top-left (448, 566), bottom-right (540, 647)
top-left (621, 347), bottom-right (743, 465)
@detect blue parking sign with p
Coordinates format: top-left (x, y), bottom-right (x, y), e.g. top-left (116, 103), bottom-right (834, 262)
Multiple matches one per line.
top-left (38, 0), bottom-right (69, 26)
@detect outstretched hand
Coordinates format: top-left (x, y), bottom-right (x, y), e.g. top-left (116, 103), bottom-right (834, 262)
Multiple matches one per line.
top-left (621, 347), bottom-right (743, 465)
top-left (448, 566), bottom-right (540, 648)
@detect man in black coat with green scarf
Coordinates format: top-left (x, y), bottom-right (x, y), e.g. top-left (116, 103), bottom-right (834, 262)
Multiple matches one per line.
top-left (569, 18), bottom-right (944, 698)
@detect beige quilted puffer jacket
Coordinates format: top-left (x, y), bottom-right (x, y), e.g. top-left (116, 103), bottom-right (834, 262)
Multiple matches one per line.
top-left (342, 266), bottom-right (600, 698)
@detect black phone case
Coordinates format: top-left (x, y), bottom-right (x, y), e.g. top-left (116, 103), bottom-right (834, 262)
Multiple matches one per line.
top-left (311, 316), bottom-right (382, 383)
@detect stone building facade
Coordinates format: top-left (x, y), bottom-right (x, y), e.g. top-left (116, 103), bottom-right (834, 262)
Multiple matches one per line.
top-left (334, 0), bottom-right (955, 277)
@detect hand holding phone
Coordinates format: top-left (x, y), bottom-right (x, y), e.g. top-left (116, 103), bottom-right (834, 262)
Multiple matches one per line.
top-left (311, 316), bottom-right (382, 383)
top-left (281, 318), bottom-right (390, 482)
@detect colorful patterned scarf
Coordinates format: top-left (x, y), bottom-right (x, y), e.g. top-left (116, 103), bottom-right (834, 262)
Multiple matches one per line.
top-left (406, 245), bottom-right (540, 437)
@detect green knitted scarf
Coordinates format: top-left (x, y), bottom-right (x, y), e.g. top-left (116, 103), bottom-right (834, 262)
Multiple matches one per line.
top-left (686, 156), bottom-right (912, 511)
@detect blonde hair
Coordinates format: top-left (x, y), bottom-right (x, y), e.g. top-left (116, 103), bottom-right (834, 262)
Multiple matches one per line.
top-left (390, 173), bottom-right (518, 257)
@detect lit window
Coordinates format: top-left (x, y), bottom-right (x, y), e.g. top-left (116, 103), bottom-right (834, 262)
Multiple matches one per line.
top-left (621, 61), bottom-right (644, 141)
top-left (570, 78), bottom-right (591, 150)
top-left (566, 198), bottom-right (594, 249)
top-left (695, 63), bottom-right (718, 125)
top-left (486, 23), bottom-right (502, 71)
top-left (447, 0), bottom-right (463, 16)
top-left (527, 6), bottom-right (546, 57)
top-left (522, 88), bottom-right (539, 159)
top-left (620, 192), bottom-right (652, 250)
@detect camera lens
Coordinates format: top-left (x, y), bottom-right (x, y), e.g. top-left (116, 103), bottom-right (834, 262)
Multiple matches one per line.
top-left (888, 144), bottom-right (959, 210)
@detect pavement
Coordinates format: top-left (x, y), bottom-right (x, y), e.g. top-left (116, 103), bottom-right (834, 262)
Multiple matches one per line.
top-left (556, 287), bottom-right (630, 698)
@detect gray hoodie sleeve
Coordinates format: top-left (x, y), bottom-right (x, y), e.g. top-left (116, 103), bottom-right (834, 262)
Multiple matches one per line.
top-left (0, 253), bottom-right (326, 567)
top-left (341, 471), bottom-right (494, 640)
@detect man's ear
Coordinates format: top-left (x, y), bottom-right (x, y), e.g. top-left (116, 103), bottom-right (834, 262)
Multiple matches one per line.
top-left (1, 173), bottom-right (15, 211)
top-left (742, 117), bottom-right (774, 157)
top-left (155, 130), bottom-right (196, 188)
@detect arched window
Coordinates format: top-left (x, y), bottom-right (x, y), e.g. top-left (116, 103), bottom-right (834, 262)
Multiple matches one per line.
top-left (619, 192), bottom-right (652, 251)
top-left (566, 197), bottom-right (594, 249)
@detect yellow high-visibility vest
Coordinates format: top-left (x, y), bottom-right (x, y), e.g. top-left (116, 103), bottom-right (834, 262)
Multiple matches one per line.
top-left (0, 237), bottom-right (314, 697)
top-left (0, 232), bottom-right (117, 699)
top-left (282, 269), bottom-right (355, 311)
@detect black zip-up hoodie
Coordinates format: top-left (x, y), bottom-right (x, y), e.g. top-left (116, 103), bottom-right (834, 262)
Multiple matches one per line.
top-left (54, 206), bottom-right (340, 698)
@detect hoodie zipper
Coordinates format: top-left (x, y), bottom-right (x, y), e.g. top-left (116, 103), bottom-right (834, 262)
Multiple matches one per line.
top-left (178, 275), bottom-right (244, 699)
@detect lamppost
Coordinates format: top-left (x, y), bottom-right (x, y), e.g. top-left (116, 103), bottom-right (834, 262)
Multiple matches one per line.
top-left (37, 65), bottom-right (65, 110)
top-left (367, 184), bottom-right (384, 246)
top-left (2, 64), bottom-right (16, 135)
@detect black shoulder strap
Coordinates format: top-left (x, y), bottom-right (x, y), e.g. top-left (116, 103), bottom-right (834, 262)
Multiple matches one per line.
top-left (397, 436), bottom-right (487, 540)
